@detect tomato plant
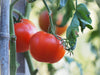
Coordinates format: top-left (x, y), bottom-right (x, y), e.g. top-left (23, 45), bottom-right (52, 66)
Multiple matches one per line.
top-left (9, 0), bottom-right (93, 75)
top-left (14, 19), bottom-right (37, 52)
top-left (39, 10), bottom-right (68, 35)
top-left (30, 31), bottom-right (66, 63)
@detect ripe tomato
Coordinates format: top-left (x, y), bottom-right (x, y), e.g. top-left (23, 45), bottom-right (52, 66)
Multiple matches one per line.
top-left (30, 31), bottom-right (66, 63)
top-left (14, 19), bottom-right (37, 53)
top-left (56, 14), bottom-right (68, 35)
top-left (39, 10), bottom-right (68, 35)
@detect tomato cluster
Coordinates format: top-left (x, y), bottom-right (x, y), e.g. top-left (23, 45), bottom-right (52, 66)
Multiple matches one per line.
top-left (14, 18), bottom-right (66, 63)
top-left (39, 10), bottom-right (68, 35)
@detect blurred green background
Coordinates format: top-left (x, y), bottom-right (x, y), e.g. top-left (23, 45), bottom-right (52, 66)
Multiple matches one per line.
top-left (28, 0), bottom-right (100, 75)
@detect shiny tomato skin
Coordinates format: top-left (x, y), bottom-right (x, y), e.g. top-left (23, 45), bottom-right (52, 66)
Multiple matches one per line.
top-left (14, 19), bottom-right (37, 53)
top-left (39, 11), bottom-right (50, 32)
top-left (30, 31), bottom-right (66, 63)
top-left (56, 14), bottom-right (68, 35)
top-left (39, 11), bottom-right (68, 35)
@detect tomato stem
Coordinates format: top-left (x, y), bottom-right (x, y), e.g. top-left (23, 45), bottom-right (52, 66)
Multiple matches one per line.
top-left (10, 0), bottom-right (19, 75)
top-left (13, 9), bottom-right (24, 19)
top-left (76, 0), bottom-right (78, 9)
top-left (43, 0), bottom-right (71, 52)
top-left (24, 2), bottom-right (38, 74)
top-left (24, 51), bottom-right (38, 75)
top-left (42, 0), bottom-right (56, 34)
top-left (25, 2), bottom-right (32, 19)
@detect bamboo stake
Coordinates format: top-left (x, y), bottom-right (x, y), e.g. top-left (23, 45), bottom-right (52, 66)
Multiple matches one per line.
top-left (0, 0), bottom-right (10, 75)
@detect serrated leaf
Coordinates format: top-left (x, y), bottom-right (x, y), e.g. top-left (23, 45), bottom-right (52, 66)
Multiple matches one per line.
top-left (76, 3), bottom-right (92, 32)
top-left (66, 14), bottom-right (79, 50)
top-left (58, 0), bottom-right (75, 27)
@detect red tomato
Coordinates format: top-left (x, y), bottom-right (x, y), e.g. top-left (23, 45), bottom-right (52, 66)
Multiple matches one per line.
top-left (39, 10), bottom-right (68, 35)
top-left (39, 11), bottom-right (50, 32)
top-left (14, 19), bottom-right (37, 53)
top-left (30, 31), bottom-right (66, 63)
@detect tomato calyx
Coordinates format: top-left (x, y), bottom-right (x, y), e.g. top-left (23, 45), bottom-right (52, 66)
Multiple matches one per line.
top-left (55, 35), bottom-right (74, 56)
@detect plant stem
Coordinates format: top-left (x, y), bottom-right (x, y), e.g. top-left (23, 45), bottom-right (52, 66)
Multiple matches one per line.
top-left (24, 51), bottom-right (38, 75)
top-left (76, 0), bottom-right (77, 9)
top-left (10, 0), bottom-right (19, 75)
top-left (25, 2), bottom-right (32, 19)
top-left (13, 9), bottom-right (24, 19)
top-left (42, 0), bottom-right (55, 34)
top-left (24, 2), bottom-right (38, 75)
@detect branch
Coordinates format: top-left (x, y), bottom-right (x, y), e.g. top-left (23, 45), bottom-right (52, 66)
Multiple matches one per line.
top-left (24, 2), bottom-right (32, 19)
top-left (10, 0), bottom-right (19, 75)
top-left (42, 0), bottom-right (55, 34)
top-left (13, 9), bottom-right (24, 19)
top-left (24, 51), bottom-right (38, 75)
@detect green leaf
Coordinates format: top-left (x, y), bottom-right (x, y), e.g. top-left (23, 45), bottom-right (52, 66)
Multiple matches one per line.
top-left (76, 3), bottom-right (93, 32)
top-left (86, 24), bottom-right (93, 29)
top-left (66, 13), bottom-right (79, 50)
top-left (59, 0), bottom-right (75, 27)
top-left (77, 3), bottom-right (91, 22)
top-left (79, 19), bottom-right (93, 32)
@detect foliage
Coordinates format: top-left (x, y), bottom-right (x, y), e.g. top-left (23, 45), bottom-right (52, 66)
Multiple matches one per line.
top-left (66, 3), bottom-right (92, 51)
